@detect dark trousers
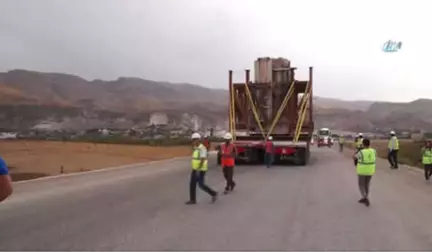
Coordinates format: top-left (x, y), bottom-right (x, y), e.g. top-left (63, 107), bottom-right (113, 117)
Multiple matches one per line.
top-left (339, 143), bottom-right (344, 152)
top-left (354, 148), bottom-right (361, 166)
top-left (222, 166), bottom-right (236, 191)
top-left (358, 175), bottom-right (372, 199)
top-left (264, 152), bottom-right (273, 168)
top-left (189, 170), bottom-right (216, 202)
top-left (388, 150), bottom-right (399, 168)
top-left (424, 164), bottom-right (432, 180)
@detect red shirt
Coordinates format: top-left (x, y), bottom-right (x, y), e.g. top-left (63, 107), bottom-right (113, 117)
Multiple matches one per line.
top-left (203, 139), bottom-right (210, 150)
top-left (265, 141), bottom-right (274, 153)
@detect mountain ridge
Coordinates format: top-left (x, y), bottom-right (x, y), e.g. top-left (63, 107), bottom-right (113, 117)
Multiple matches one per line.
top-left (1, 69), bottom-right (432, 132)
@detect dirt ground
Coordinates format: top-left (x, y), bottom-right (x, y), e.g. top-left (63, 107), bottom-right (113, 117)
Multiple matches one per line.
top-left (0, 140), bottom-right (191, 181)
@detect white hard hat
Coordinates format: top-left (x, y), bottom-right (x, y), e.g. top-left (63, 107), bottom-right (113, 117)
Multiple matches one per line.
top-left (223, 132), bottom-right (232, 140)
top-left (390, 130), bottom-right (395, 135)
top-left (268, 136), bottom-right (273, 140)
top-left (191, 132), bottom-right (201, 139)
top-left (358, 133), bottom-right (363, 137)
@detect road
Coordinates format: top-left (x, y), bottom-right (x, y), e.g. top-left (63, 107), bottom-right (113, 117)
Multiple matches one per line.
top-left (1, 147), bottom-right (432, 250)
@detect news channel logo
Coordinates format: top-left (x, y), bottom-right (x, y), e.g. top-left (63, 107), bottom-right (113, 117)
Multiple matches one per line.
top-left (382, 40), bottom-right (402, 53)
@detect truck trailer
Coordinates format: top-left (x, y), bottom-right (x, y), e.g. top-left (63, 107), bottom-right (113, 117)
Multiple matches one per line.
top-left (216, 57), bottom-right (314, 166)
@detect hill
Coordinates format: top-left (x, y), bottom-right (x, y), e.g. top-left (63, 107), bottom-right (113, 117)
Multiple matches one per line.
top-left (0, 69), bottom-right (432, 132)
top-left (0, 70), bottom-right (228, 130)
top-left (313, 97), bottom-right (373, 111)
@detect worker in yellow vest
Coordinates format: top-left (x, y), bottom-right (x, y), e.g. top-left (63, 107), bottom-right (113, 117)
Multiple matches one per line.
top-left (353, 138), bottom-right (376, 207)
top-left (185, 132), bottom-right (218, 205)
top-left (421, 140), bottom-right (432, 180)
top-left (338, 135), bottom-right (345, 152)
top-left (355, 133), bottom-right (364, 150)
top-left (387, 130), bottom-right (399, 169)
top-left (353, 133), bottom-right (364, 166)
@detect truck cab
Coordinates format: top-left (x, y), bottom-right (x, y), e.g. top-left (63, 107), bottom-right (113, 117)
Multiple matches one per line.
top-left (317, 127), bottom-right (332, 147)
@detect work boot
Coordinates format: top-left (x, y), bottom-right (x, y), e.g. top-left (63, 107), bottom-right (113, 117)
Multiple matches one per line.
top-left (364, 198), bottom-right (371, 207)
top-left (358, 198), bottom-right (366, 204)
top-left (185, 200), bottom-right (196, 205)
top-left (223, 185), bottom-right (230, 194)
top-left (230, 183), bottom-right (236, 191)
top-left (211, 192), bottom-right (218, 203)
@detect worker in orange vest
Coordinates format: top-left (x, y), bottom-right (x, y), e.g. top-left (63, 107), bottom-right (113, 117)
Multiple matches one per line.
top-left (220, 132), bottom-right (237, 194)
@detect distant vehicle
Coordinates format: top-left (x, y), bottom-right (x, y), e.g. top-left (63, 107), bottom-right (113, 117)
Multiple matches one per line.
top-left (317, 127), bottom-right (332, 148)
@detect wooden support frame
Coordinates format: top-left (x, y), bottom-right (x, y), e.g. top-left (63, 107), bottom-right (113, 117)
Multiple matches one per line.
top-left (229, 66), bottom-right (313, 138)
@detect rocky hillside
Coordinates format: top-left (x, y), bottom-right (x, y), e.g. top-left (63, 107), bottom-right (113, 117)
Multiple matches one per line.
top-left (0, 70), bottom-right (228, 130)
top-left (0, 69), bottom-right (431, 132)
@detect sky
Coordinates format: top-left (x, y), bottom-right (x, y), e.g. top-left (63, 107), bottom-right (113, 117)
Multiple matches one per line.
top-left (0, 0), bottom-right (431, 102)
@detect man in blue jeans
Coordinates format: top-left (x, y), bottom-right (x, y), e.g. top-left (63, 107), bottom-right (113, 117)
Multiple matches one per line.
top-left (0, 156), bottom-right (13, 203)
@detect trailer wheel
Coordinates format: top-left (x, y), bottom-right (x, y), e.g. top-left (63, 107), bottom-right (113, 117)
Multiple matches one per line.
top-left (296, 147), bottom-right (309, 166)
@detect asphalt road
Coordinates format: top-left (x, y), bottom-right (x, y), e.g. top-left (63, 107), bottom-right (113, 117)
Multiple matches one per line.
top-left (1, 147), bottom-right (432, 250)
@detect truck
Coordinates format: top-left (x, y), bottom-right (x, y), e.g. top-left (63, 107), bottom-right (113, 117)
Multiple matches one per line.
top-left (317, 127), bottom-right (333, 148)
top-left (216, 57), bottom-right (314, 166)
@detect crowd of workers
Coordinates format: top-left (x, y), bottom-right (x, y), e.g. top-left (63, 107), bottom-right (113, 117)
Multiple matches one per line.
top-left (187, 129), bottom-right (432, 207)
top-left (0, 130), bottom-right (431, 207)
top-left (347, 130), bottom-right (432, 206)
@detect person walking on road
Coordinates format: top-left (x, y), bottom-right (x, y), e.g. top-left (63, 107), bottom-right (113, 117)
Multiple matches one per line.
top-left (421, 140), bottom-right (432, 180)
top-left (387, 130), bottom-right (399, 169)
top-left (353, 138), bottom-right (376, 207)
top-left (220, 132), bottom-right (237, 194)
top-left (353, 133), bottom-right (364, 166)
top-left (264, 136), bottom-right (274, 168)
top-left (338, 135), bottom-right (345, 152)
top-left (185, 133), bottom-right (218, 205)
top-left (0, 155), bottom-right (13, 203)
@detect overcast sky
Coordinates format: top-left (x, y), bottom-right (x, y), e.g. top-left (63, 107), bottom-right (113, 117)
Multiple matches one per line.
top-left (0, 0), bottom-right (430, 102)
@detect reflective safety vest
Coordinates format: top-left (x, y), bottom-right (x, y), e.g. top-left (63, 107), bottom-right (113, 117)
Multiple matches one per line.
top-left (422, 148), bottom-right (432, 165)
top-left (356, 138), bottom-right (363, 150)
top-left (388, 136), bottom-right (399, 150)
top-left (221, 143), bottom-right (235, 167)
top-left (339, 137), bottom-right (345, 144)
top-left (191, 144), bottom-right (208, 171)
top-left (357, 148), bottom-right (376, 175)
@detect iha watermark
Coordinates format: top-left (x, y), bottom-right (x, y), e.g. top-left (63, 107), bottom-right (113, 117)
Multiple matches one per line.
top-left (382, 40), bottom-right (402, 52)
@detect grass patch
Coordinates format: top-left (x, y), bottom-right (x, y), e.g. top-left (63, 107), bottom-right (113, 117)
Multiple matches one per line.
top-left (347, 139), bottom-right (424, 168)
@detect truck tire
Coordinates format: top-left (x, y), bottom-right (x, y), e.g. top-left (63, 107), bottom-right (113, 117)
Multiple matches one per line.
top-left (296, 147), bottom-right (309, 166)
